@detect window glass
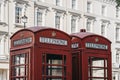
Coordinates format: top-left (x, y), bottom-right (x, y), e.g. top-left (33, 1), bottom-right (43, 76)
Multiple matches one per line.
top-left (87, 2), bottom-right (92, 13)
top-left (101, 5), bottom-right (106, 16)
top-left (37, 11), bottom-right (42, 26)
top-left (72, 0), bottom-right (76, 9)
top-left (11, 53), bottom-right (28, 80)
top-left (42, 54), bottom-right (66, 79)
top-left (116, 27), bottom-right (120, 41)
top-left (56, 0), bottom-right (60, 6)
top-left (55, 13), bottom-right (60, 29)
top-left (15, 6), bottom-right (22, 23)
top-left (86, 19), bottom-right (91, 32)
top-left (71, 16), bottom-right (76, 33)
top-left (88, 57), bottom-right (108, 80)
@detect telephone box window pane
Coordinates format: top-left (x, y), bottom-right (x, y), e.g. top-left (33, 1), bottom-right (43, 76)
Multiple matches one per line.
top-left (14, 54), bottom-right (26, 65)
top-left (14, 66), bottom-right (20, 76)
top-left (92, 58), bottom-right (104, 67)
top-left (46, 78), bottom-right (62, 80)
top-left (105, 60), bottom-right (107, 67)
top-left (20, 66), bottom-right (25, 76)
top-left (20, 54), bottom-right (25, 64)
top-left (47, 54), bottom-right (62, 64)
top-left (92, 68), bottom-right (104, 77)
top-left (15, 55), bottom-right (20, 65)
top-left (88, 57), bottom-right (108, 79)
top-left (91, 79), bottom-right (104, 80)
top-left (47, 66), bottom-right (62, 76)
top-left (13, 66), bottom-right (25, 76)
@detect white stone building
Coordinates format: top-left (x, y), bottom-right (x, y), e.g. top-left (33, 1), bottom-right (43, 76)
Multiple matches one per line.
top-left (0, 0), bottom-right (120, 80)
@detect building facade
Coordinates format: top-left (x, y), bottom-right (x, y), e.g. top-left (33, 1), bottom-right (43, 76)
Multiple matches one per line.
top-left (0, 0), bottom-right (120, 80)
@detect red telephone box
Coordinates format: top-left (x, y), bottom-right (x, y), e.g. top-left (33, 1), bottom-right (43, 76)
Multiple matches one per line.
top-left (71, 29), bottom-right (112, 80)
top-left (10, 27), bottom-right (72, 80)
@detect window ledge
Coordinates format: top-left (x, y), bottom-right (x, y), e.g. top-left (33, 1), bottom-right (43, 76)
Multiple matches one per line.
top-left (14, 23), bottom-right (24, 28)
top-left (0, 21), bottom-right (7, 26)
top-left (0, 55), bottom-right (9, 62)
top-left (14, 0), bottom-right (29, 4)
top-left (116, 41), bottom-right (120, 43)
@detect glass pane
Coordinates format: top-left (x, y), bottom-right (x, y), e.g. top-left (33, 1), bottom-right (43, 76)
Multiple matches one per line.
top-left (92, 68), bottom-right (104, 77)
top-left (88, 57), bottom-right (108, 79)
top-left (46, 78), bottom-right (62, 80)
top-left (47, 54), bottom-right (62, 64)
top-left (47, 66), bottom-right (62, 76)
top-left (14, 66), bottom-right (20, 76)
top-left (15, 55), bottom-right (20, 65)
top-left (91, 79), bottom-right (104, 80)
top-left (92, 58), bottom-right (104, 67)
top-left (20, 66), bottom-right (25, 76)
top-left (20, 54), bottom-right (25, 64)
top-left (14, 54), bottom-right (26, 65)
top-left (13, 66), bottom-right (25, 76)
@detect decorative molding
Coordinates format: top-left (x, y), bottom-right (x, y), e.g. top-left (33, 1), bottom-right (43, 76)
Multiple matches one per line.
top-left (0, 22), bottom-right (7, 27)
top-left (14, 23), bottom-right (24, 28)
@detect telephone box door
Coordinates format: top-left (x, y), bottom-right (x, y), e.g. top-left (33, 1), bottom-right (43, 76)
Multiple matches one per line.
top-left (39, 50), bottom-right (71, 80)
top-left (10, 49), bottom-right (30, 80)
top-left (85, 54), bottom-right (109, 80)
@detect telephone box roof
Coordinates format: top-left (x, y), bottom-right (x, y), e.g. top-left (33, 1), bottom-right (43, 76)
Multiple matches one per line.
top-left (71, 29), bottom-right (111, 43)
top-left (11, 26), bottom-right (71, 39)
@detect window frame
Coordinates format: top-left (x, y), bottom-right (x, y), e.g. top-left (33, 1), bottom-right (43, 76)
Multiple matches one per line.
top-left (88, 57), bottom-right (108, 80)
top-left (101, 5), bottom-right (106, 16)
top-left (116, 26), bottom-right (120, 41)
top-left (71, 16), bottom-right (77, 33)
top-left (10, 50), bottom-right (29, 80)
top-left (36, 10), bottom-right (43, 26)
top-left (15, 4), bottom-right (23, 24)
top-left (86, 19), bottom-right (92, 32)
top-left (55, 13), bottom-right (61, 29)
top-left (87, 1), bottom-right (92, 13)
top-left (42, 53), bottom-right (67, 80)
top-left (72, 0), bottom-right (76, 9)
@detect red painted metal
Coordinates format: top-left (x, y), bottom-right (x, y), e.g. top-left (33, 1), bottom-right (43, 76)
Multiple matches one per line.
top-left (71, 30), bottom-right (112, 80)
top-left (10, 26), bottom-right (72, 80)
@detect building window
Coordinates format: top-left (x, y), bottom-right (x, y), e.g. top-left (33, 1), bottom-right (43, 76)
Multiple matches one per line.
top-left (55, 13), bottom-right (61, 29)
top-left (116, 53), bottom-right (119, 63)
top-left (37, 11), bottom-right (43, 26)
top-left (56, 0), bottom-right (61, 6)
top-left (0, 4), bottom-right (1, 21)
top-left (87, 2), bottom-right (92, 13)
top-left (72, 0), bottom-right (76, 9)
top-left (15, 5), bottom-right (22, 23)
top-left (101, 23), bottom-right (106, 36)
top-left (116, 8), bottom-right (119, 18)
top-left (101, 5), bottom-right (106, 16)
top-left (116, 27), bottom-right (120, 41)
top-left (71, 16), bottom-right (76, 33)
top-left (38, 0), bottom-right (44, 2)
top-left (86, 19), bottom-right (91, 32)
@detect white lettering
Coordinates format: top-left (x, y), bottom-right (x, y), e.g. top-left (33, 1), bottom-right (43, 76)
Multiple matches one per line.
top-left (39, 37), bottom-right (67, 46)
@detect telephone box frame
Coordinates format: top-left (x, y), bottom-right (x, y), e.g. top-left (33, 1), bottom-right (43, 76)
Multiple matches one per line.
top-left (10, 27), bottom-right (72, 80)
top-left (71, 31), bottom-right (112, 80)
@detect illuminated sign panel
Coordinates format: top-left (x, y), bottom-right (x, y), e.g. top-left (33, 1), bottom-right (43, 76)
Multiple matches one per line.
top-left (85, 42), bottom-right (108, 50)
top-left (39, 37), bottom-right (67, 46)
top-left (14, 37), bottom-right (32, 46)
top-left (71, 43), bottom-right (79, 48)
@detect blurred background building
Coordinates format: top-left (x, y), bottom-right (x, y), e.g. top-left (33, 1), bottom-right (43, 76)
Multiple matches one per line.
top-left (0, 0), bottom-right (120, 80)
